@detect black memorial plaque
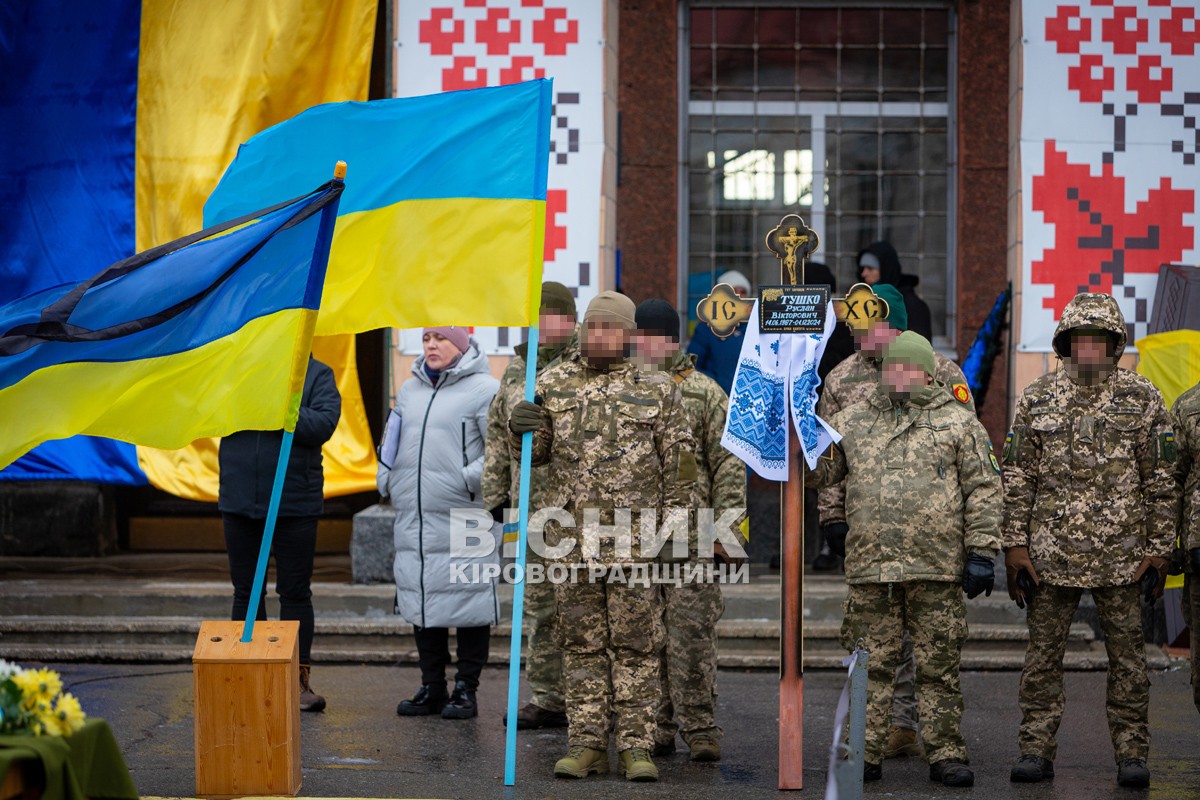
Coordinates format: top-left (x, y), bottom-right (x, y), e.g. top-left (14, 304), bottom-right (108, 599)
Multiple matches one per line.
top-left (758, 285), bottom-right (830, 334)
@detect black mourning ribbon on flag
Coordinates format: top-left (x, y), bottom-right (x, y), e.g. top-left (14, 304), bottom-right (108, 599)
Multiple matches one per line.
top-left (0, 180), bottom-right (343, 358)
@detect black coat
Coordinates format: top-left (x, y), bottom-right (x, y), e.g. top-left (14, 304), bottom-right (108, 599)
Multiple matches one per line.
top-left (218, 357), bottom-right (342, 518)
top-left (855, 241), bottom-right (934, 341)
top-left (802, 261), bottom-right (855, 386)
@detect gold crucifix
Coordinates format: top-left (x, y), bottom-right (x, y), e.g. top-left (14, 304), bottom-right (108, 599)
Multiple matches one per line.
top-left (765, 215), bottom-right (819, 286)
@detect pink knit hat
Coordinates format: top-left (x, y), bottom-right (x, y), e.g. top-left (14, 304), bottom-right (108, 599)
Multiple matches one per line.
top-left (423, 326), bottom-right (470, 355)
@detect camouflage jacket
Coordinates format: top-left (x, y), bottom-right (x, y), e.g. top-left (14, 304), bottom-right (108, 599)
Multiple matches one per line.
top-left (816, 349), bottom-right (974, 527)
top-left (511, 353), bottom-right (696, 565)
top-left (806, 383), bottom-right (1001, 585)
top-left (481, 332), bottom-right (578, 514)
top-left (1171, 381), bottom-right (1200, 567)
top-left (665, 350), bottom-right (746, 546)
top-left (1001, 293), bottom-right (1178, 587)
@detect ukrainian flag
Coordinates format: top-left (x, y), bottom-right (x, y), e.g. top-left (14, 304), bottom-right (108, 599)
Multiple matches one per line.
top-left (0, 180), bottom-right (342, 470)
top-left (206, 80), bottom-right (552, 335)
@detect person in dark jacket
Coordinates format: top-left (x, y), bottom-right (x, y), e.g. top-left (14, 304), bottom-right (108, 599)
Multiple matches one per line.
top-left (856, 241), bottom-right (933, 342)
top-left (802, 261), bottom-right (853, 573)
top-left (687, 269), bottom-right (751, 395)
top-left (218, 355), bottom-right (341, 713)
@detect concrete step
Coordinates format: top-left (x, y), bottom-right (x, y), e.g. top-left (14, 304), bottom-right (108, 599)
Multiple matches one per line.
top-left (0, 574), bottom-right (1062, 626)
top-left (0, 641), bottom-right (1167, 671)
top-left (0, 615), bottom-right (1090, 646)
top-left (0, 614), bottom-right (1108, 670)
top-left (0, 574), bottom-right (1158, 671)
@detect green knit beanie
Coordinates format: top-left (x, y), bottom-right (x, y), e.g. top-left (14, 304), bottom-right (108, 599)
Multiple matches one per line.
top-left (540, 281), bottom-right (576, 319)
top-left (882, 330), bottom-right (936, 379)
top-left (871, 283), bottom-right (907, 331)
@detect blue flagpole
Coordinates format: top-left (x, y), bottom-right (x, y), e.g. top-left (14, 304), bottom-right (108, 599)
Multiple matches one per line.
top-left (503, 324), bottom-right (539, 786)
top-left (242, 430), bottom-right (295, 642)
top-left (239, 162), bottom-right (345, 644)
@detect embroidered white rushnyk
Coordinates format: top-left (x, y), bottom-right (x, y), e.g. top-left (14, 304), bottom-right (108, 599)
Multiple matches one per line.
top-left (721, 301), bottom-right (841, 481)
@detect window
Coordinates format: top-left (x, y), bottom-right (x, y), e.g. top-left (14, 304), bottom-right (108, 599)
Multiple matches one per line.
top-left (685, 4), bottom-right (955, 343)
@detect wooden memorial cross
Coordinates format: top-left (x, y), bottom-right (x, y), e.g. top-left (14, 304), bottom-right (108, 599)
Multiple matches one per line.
top-left (697, 214), bottom-right (888, 790)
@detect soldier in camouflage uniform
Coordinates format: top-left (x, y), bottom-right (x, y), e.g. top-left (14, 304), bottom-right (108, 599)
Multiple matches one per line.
top-left (1172, 379), bottom-right (1200, 716)
top-left (631, 299), bottom-right (747, 763)
top-left (1173, 379), bottom-right (1200, 716)
top-left (816, 284), bottom-right (974, 760)
top-left (1002, 293), bottom-right (1177, 789)
top-left (807, 330), bottom-right (1001, 788)
top-left (482, 281), bottom-right (578, 729)
top-left (508, 291), bottom-right (696, 782)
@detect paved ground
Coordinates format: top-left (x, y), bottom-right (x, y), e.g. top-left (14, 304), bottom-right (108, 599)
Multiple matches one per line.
top-left (45, 660), bottom-right (1200, 799)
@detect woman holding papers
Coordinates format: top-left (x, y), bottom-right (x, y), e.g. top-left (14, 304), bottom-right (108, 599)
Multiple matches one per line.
top-left (378, 327), bottom-right (500, 720)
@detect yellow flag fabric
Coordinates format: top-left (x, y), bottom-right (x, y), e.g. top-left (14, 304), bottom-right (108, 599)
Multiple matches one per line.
top-left (133, 0), bottom-right (378, 502)
top-left (1136, 329), bottom-right (1200, 410)
top-left (1136, 328), bottom-right (1200, 591)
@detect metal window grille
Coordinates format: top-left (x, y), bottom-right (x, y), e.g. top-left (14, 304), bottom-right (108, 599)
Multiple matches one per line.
top-left (683, 3), bottom-right (956, 345)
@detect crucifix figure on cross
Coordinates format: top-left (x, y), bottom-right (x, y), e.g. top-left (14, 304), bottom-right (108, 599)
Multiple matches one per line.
top-left (766, 215), bottom-right (820, 286)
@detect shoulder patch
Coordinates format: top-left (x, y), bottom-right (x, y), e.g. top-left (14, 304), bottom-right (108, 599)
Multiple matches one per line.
top-left (1161, 431), bottom-right (1177, 464)
top-left (1001, 431), bottom-right (1017, 465)
top-left (988, 442), bottom-right (1001, 474)
top-left (952, 383), bottom-right (971, 404)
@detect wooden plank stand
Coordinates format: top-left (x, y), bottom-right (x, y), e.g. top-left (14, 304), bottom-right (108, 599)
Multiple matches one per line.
top-left (193, 620), bottom-right (301, 798)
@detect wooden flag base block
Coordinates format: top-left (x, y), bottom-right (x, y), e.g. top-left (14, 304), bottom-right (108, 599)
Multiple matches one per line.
top-left (193, 620), bottom-right (301, 799)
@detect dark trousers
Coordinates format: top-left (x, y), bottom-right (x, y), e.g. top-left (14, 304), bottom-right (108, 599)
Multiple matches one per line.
top-left (223, 513), bottom-right (318, 664)
top-left (413, 624), bottom-right (490, 690)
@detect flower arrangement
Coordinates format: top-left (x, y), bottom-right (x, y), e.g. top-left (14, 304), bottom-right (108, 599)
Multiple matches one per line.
top-left (0, 660), bottom-right (86, 737)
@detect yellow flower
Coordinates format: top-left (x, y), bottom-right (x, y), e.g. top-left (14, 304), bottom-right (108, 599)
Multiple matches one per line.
top-left (34, 708), bottom-right (63, 737)
top-left (53, 693), bottom-right (86, 735)
top-left (12, 668), bottom-right (63, 711)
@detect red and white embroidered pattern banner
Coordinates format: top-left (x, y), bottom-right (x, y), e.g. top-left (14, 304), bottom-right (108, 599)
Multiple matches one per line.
top-left (1020, 0), bottom-right (1199, 351)
top-left (395, 0), bottom-right (604, 353)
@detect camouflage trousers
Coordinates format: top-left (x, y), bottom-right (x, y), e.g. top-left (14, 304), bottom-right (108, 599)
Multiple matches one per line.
top-left (554, 574), bottom-right (664, 751)
top-left (1184, 574), bottom-right (1200, 716)
top-left (840, 580), bottom-right (968, 765)
top-left (655, 573), bottom-right (725, 746)
top-left (1018, 583), bottom-right (1149, 762)
top-left (524, 574), bottom-right (564, 712)
top-left (892, 632), bottom-right (918, 730)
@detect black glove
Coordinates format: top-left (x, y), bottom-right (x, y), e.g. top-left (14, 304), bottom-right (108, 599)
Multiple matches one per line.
top-left (962, 552), bottom-right (995, 599)
top-left (1016, 569), bottom-right (1039, 610)
top-left (1168, 547), bottom-right (1187, 576)
top-left (489, 505), bottom-right (506, 525)
top-left (508, 399), bottom-right (545, 434)
top-left (1139, 568), bottom-right (1157, 604)
top-left (1191, 548), bottom-right (1200, 575)
top-left (822, 522), bottom-right (849, 559)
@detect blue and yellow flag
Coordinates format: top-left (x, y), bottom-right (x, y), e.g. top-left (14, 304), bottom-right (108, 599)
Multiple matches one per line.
top-left (0, 181), bottom-right (343, 469)
top-left (206, 80), bottom-right (552, 334)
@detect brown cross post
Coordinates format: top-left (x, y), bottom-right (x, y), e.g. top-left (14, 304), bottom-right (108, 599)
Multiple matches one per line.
top-left (697, 215), bottom-right (889, 790)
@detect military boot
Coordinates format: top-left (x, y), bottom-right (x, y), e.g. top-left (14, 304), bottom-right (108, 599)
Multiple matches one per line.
top-left (930, 759), bottom-right (974, 787)
top-left (1010, 754), bottom-right (1054, 783)
top-left (1117, 759), bottom-right (1150, 788)
top-left (884, 726), bottom-right (923, 758)
top-left (554, 745), bottom-right (608, 779)
top-left (684, 732), bottom-right (721, 762)
top-left (298, 665), bottom-right (326, 713)
top-left (396, 683), bottom-right (448, 716)
top-left (503, 702), bottom-right (568, 730)
top-left (619, 748), bottom-right (659, 782)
